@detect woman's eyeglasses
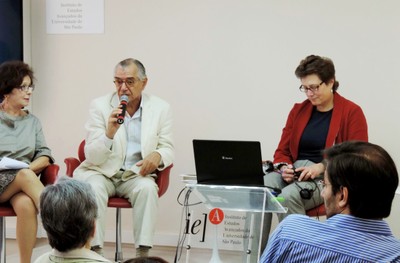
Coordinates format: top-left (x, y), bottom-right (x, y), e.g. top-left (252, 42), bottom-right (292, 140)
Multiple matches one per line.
top-left (299, 81), bottom-right (324, 93)
top-left (17, 85), bottom-right (35, 92)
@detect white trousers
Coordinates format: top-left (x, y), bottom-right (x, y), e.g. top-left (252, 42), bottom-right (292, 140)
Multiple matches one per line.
top-left (85, 171), bottom-right (159, 248)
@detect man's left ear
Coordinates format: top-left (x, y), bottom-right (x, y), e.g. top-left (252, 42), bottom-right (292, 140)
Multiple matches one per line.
top-left (338, 186), bottom-right (349, 208)
top-left (142, 78), bottom-right (148, 89)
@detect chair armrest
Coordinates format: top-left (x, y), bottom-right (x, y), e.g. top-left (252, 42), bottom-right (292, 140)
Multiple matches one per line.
top-left (40, 164), bottom-right (60, 186)
top-left (156, 164), bottom-right (173, 197)
top-left (64, 157), bottom-right (81, 177)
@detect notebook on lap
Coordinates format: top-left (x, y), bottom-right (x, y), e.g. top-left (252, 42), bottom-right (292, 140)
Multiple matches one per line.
top-left (192, 139), bottom-right (265, 187)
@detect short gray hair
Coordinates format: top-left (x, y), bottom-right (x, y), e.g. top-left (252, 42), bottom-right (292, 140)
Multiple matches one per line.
top-left (115, 58), bottom-right (147, 80)
top-left (40, 176), bottom-right (98, 252)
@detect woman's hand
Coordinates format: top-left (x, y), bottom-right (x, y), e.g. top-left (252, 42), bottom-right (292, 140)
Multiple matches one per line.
top-left (293, 163), bottom-right (325, 181)
top-left (281, 164), bottom-right (297, 183)
top-left (29, 156), bottom-right (51, 174)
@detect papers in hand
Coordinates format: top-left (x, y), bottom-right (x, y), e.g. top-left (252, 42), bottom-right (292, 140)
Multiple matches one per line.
top-left (0, 157), bottom-right (29, 170)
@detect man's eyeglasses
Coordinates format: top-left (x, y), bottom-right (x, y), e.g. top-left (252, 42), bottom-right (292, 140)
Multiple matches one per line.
top-left (17, 85), bottom-right (35, 92)
top-left (299, 81), bottom-right (324, 93)
top-left (113, 78), bottom-right (139, 88)
top-left (317, 180), bottom-right (331, 190)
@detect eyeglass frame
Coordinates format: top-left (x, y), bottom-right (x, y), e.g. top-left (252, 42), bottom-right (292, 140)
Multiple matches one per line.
top-left (113, 77), bottom-right (140, 88)
top-left (299, 81), bottom-right (324, 93)
top-left (317, 179), bottom-right (332, 190)
top-left (17, 85), bottom-right (35, 93)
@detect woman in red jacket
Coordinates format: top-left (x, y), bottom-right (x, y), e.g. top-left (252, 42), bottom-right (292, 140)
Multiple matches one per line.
top-left (261, 55), bottom-right (368, 251)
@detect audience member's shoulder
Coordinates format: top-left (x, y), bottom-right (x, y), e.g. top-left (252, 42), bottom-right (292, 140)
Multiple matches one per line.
top-left (33, 252), bottom-right (50, 263)
top-left (283, 214), bottom-right (314, 225)
top-left (277, 214), bottom-right (321, 236)
top-left (123, 256), bottom-right (169, 263)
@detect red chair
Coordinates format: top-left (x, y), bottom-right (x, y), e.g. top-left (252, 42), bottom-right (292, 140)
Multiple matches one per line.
top-left (306, 203), bottom-right (326, 217)
top-left (64, 140), bottom-right (172, 262)
top-left (0, 164), bottom-right (60, 263)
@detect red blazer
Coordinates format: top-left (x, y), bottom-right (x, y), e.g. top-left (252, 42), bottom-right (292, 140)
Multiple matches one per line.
top-left (273, 92), bottom-right (368, 164)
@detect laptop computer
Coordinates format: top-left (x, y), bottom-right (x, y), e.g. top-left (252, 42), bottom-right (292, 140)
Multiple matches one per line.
top-left (193, 139), bottom-right (265, 186)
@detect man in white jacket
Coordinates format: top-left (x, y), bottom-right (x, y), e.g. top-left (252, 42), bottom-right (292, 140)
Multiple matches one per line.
top-left (74, 58), bottom-right (174, 258)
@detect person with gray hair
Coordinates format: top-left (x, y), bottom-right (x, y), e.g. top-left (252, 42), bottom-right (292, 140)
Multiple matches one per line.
top-left (73, 58), bottom-right (174, 257)
top-left (34, 176), bottom-right (111, 263)
top-left (123, 256), bottom-right (169, 263)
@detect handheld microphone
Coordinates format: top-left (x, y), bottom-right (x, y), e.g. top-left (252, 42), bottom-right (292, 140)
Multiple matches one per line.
top-left (116, 95), bottom-right (129, 124)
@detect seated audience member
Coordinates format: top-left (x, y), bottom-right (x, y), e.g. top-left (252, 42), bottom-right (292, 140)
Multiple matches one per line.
top-left (260, 141), bottom-right (400, 262)
top-left (34, 176), bottom-right (111, 263)
top-left (123, 256), bottom-right (169, 263)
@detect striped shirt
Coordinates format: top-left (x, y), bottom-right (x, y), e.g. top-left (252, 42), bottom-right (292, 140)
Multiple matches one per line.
top-left (260, 214), bottom-right (400, 263)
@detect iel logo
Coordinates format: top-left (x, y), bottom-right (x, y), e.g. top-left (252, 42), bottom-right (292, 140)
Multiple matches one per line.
top-left (209, 208), bottom-right (224, 225)
top-left (184, 208), bottom-right (225, 243)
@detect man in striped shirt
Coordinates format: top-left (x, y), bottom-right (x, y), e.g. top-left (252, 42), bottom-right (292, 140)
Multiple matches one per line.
top-left (261, 141), bottom-right (400, 263)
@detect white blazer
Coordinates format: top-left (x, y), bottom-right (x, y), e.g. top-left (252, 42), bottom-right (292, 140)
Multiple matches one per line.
top-left (74, 92), bottom-right (174, 181)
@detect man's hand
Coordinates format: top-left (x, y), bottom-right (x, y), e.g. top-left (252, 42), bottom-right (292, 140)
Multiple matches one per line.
top-left (135, 152), bottom-right (161, 176)
top-left (106, 108), bottom-right (124, 139)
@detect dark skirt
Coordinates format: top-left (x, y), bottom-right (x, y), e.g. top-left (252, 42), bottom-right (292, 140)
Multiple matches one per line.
top-left (0, 169), bottom-right (18, 195)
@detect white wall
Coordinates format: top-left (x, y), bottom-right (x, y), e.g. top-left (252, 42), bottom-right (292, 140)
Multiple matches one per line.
top-left (10, 0), bottom-right (399, 244)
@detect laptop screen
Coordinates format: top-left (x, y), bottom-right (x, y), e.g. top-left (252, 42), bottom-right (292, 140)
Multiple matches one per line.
top-left (193, 139), bottom-right (264, 186)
